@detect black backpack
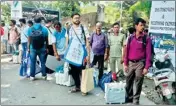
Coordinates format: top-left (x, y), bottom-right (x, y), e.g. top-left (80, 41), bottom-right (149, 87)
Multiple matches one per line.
top-left (30, 26), bottom-right (46, 50)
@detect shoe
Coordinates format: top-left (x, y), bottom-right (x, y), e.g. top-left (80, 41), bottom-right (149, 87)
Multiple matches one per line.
top-left (68, 88), bottom-right (80, 93)
top-left (42, 76), bottom-right (47, 80)
top-left (126, 103), bottom-right (134, 105)
top-left (47, 75), bottom-right (53, 81)
top-left (9, 59), bottom-right (13, 62)
top-left (30, 77), bottom-right (35, 81)
top-left (133, 102), bottom-right (139, 105)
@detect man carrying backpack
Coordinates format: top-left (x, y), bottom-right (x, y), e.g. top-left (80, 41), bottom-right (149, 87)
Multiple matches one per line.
top-left (27, 17), bottom-right (49, 81)
top-left (65, 13), bottom-right (90, 93)
top-left (9, 20), bottom-right (21, 54)
top-left (124, 18), bottom-right (152, 105)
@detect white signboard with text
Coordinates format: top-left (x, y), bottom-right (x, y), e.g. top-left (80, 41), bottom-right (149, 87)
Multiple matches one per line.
top-left (149, 1), bottom-right (175, 68)
top-left (149, 1), bottom-right (175, 35)
top-left (11, 1), bottom-right (22, 21)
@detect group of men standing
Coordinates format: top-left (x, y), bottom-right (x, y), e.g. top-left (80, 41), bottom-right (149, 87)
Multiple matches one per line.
top-left (1, 13), bottom-right (152, 105)
top-left (86, 17), bottom-right (152, 105)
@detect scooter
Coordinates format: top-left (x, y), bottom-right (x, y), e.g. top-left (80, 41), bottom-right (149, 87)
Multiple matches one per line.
top-left (152, 50), bottom-right (176, 105)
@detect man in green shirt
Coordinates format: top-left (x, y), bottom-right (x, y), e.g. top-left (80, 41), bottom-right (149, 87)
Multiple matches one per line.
top-left (108, 22), bottom-right (126, 77)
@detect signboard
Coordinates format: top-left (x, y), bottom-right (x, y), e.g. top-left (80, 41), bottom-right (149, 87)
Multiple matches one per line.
top-left (149, 1), bottom-right (175, 35)
top-left (148, 1), bottom-right (175, 68)
top-left (11, 1), bottom-right (22, 21)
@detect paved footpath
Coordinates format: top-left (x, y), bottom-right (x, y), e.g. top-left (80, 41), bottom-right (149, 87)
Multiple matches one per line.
top-left (1, 56), bottom-right (156, 105)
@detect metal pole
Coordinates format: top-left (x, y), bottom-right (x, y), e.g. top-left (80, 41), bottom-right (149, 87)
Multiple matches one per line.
top-left (120, 1), bottom-right (123, 29)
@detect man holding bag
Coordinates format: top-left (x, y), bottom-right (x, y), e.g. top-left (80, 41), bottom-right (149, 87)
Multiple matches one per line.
top-left (65, 13), bottom-right (90, 93)
top-left (90, 22), bottom-right (109, 80)
top-left (52, 21), bottom-right (68, 60)
top-left (27, 17), bottom-right (49, 81)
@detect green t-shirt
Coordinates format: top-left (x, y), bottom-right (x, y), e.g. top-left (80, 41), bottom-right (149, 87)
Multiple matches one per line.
top-left (108, 33), bottom-right (126, 58)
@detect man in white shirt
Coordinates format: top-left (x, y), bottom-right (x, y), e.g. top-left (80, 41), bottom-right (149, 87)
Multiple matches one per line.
top-left (45, 19), bottom-right (54, 55)
top-left (45, 19), bottom-right (55, 74)
top-left (1, 22), bottom-right (9, 54)
top-left (19, 18), bottom-right (29, 61)
top-left (66, 13), bottom-right (90, 94)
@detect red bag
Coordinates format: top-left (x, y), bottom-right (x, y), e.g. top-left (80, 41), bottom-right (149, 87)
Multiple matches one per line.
top-left (112, 72), bottom-right (117, 81)
top-left (0, 27), bottom-right (4, 36)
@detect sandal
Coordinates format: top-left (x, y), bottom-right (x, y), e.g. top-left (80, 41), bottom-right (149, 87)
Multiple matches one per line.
top-left (82, 92), bottom-right (88, 96)
top-left (69, 88), bottom-right (80, 93)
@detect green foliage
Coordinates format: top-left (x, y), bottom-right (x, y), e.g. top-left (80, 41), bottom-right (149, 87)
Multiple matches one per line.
top-left (104, 5), bottom-right (120, 24)
top-left (52, 0), bottom-right (90, 17)
top-left (129, 0), bottom-right (152, 23)
top-left (81, 6), bottom-right (97, 14)
top-left (1, 0), bottom-right (152, 30)
top-left (1, 2), bottom-right (11, 24)
top-left (52, 1), bottom-right (80, 17)
top-left (22, 1), bottom-right (90, 18)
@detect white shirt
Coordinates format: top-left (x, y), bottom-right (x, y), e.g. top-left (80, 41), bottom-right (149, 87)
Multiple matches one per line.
top-left (68, 25), bottom-right (89, 45)
top-left (46, 27), bottom-right (54, 45)
top-left (20, 25), bottom-right (29, 43)
top-left (2, 26), bottom-right (8, 40)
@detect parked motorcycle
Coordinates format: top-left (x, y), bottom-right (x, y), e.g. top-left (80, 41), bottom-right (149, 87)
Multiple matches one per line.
top-left (152, 50), bottom-right (176, 105)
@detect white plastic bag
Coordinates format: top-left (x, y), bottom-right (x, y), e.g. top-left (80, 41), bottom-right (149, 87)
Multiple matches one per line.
top-left (55, 62), bottom-right (74, 86)
top-left (13, 55), bottom-right (19, 64)
top-left (93, 67), bottom-right (99, 87)
top-left (26, 60), bottom-right (41, 77)
top-left (105, 82), bottom-right (126, 104)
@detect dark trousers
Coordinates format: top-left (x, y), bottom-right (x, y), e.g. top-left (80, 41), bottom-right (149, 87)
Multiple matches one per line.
top-left (46, 45), bottom-right (54, 74)
top-left (69, 64), bottom-right (83, 89)
top-left (125, 61), bottom-right (145, 104)
top-left (92, 55), bottom-right (104, 80)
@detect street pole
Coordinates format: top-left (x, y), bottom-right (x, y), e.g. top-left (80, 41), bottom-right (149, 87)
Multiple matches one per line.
top-left (120, 1), bottom-right (123, 30)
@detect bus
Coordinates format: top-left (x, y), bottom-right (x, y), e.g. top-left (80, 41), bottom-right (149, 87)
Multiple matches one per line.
top-left (22, 6), bottom-right (60, 21)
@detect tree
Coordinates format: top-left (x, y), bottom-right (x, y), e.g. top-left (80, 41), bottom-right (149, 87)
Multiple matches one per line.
top-left (22, 1), bottom-right (53, 9)
top-left (53, 0), bottom-right (90, 18)
top-left (129, 0), bottom-right (152, 25)
top-left (104, 5), bottom-right (120, 24)
top-left (1, 2), bottom-right (11, 24)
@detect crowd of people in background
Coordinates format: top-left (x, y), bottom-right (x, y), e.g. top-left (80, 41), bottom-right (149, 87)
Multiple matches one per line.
top-left (1, 13), bottom-right (153, 105)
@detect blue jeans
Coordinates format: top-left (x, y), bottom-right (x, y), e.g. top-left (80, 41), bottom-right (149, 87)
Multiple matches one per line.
top-left (30, 49), bottom-right (47, 77)
top-left (21, 42), bottom-right (28, 61)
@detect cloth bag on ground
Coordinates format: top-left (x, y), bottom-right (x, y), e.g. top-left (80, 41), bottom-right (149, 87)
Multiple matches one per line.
top-left (99, 72), bottom-right (113, 92)
top-left (55, 62), bottom-right (75, 86)
top-left (13, 51), bottom-right (20, 64)
top-left (105, 82), bottom-right (126, 104)
top-left (81, 68), bottom-right (94, 93)
top-left (26, 56), bottom-right (41, 77)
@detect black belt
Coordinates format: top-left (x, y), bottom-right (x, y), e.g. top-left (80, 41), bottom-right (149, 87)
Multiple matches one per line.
top-left (129, 59), bottom-right (145, 63)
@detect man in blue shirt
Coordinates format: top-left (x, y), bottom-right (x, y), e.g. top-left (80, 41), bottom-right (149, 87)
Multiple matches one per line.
top-left (52, 21), bottom-right (68, 60)
top-left (27, 17), bottom-right (48, 81)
